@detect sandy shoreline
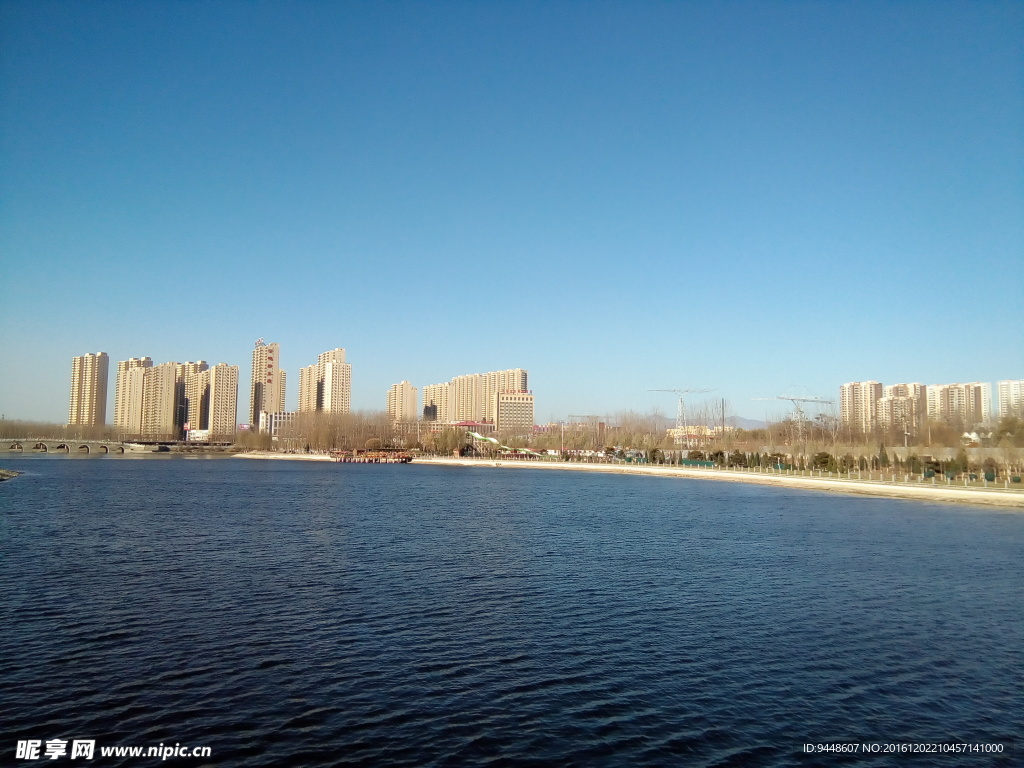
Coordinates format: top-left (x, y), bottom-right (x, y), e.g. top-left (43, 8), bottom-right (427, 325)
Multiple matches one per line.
top-left (235, 452), bottom-right (1023, 509)
top-left (418, 458), bottom-right (1024, 508)
top-left (236, 452), bottom-right (337, 462)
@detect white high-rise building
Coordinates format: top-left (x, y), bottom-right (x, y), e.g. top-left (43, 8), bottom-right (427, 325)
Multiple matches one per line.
top-left (114, 357), bottom-right (152, 435)
top-left (997, 380), bottom-right (1024, 419)
top-left (839, 381), bottom-right (883, 434)
top-left (926, 382), bottom-right (992, 425)
top-left (387, 381), bottom-right (418, 422)
top-left (68, 352), bottom-right (109, 427)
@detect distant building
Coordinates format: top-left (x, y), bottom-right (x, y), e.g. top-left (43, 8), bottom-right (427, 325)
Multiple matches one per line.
top-left (190, 363), bottom-right (239, 440)
top-left (926, 382), bottom-right (992, 425)
top-left (839, 381), bottom-right (883, 434)
top-left (114, 357), bottom-right (152, 435)
top-left (177, 361), bottom-right (209, 435)
top-left (141, 362), bottom-right (180, 439)
top-left (387, 381), bottom-right (418, 422)
top-left (250, 340), bottom-right (286, 428)
top-left (297, 348), bottom-right (351, 416)
top-left (877, 383), bottom-right (927, 435)
top-left (422, 369), bottom-right (530, 424)
top-left (259, 411), bottom-right (297, 438)
top-left (997, 380), bottom-right (1024, 419)
top-left (666, 424), bottom-right (731, 445)
top-left (68, 352), bottom-right (109, 427)
top-left (422, 382), bottom-right (451, 422)
top-left (495, 391), bottom-right (534, 432)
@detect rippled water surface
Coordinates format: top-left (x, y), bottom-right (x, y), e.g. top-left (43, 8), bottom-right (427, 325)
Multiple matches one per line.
top-left (1, 456), bottom-right (1021, 766)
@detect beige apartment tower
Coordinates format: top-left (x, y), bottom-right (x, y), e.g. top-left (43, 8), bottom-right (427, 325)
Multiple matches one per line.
top-left (422, 368), bottom-right (529, 424)
top-left (926, 382), bottom-right (992, 426)
top-left (114, 357), bottom-right (153, 435)
top-left (178, 361), bottom-right (209, 433)
top-left (387, 381), bottom-right (418, 422)
top-left (141, 362), bottom-right (180, 439)
top-left (68, 352), bottom-right (110, 427)
top-left (250, 340), bottom-right (286, 427)
top-left (191, 363), bottom-right (239, 440)
top-left (422, 382), bottom-right (450, 422)
top-left (839, 381), bottom-right (883, 435)
top-left (876, 383), bottom-right (927, 436)
top-left (297, 348), bottom-right (352, 415)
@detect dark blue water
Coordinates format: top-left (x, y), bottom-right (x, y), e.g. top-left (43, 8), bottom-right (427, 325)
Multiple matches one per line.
top-left (1, 456), bottom-right (1021, 767)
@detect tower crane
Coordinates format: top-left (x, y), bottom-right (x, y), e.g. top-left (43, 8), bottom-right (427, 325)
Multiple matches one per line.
top-left (649, 388), bottom-right (714, 448)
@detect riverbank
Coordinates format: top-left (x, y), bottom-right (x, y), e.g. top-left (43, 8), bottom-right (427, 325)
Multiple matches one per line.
top-left (413, 456), bottom-right (1024, 509)
top-left (232, 452), bottom-right (1023, 508)
top-left (236, 452), bottom-right (336, 462)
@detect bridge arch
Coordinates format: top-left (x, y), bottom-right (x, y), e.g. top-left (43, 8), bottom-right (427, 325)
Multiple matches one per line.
top-left (54, 443), bottom-right (70, 453)
top-left (9, 442), bottom-right (22, 450)
top-left (78, 445), bottom-right (90, 453)
top-left (34, 443), bottom-right (47, 452)
top-left (98, 445), bottom-right (109, 453)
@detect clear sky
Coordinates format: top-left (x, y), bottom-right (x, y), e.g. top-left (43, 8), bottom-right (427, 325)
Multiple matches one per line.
top-left (2, 1), bottom-right (1022, 425)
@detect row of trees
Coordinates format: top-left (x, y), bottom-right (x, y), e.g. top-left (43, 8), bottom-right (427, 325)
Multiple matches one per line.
top-left (5, 410), bottom-right (1024, 457)
top-left (683, 446), bottom-right (1022, 477)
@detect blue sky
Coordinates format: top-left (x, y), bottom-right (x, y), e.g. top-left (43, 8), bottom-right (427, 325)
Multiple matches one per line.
top-left (2, 1), bottom-right (1022, 425)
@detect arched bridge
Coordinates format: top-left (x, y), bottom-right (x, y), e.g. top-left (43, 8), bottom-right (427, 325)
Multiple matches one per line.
top-left (6, 440), bottom-right (127, 454)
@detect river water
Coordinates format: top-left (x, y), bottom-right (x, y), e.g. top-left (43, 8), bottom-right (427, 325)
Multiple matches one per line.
top-left (1, 455), bottom-right (1021, 766)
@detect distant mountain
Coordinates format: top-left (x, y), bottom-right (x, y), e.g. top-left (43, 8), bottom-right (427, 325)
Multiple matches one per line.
top-left (683, 415), bottom-right (767, 430)
top-left (728, 416), bottom-right (767, 430)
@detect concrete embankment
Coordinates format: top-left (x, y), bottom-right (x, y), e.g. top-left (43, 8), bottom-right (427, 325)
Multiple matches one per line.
top-left (413, 457), bottom-right (1024, 509)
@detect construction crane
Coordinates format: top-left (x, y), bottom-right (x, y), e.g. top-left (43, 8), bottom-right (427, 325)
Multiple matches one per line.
top-left (754, 395), bottom-right (835, 446)
top-left (649, 388), bottom-right (713, 448)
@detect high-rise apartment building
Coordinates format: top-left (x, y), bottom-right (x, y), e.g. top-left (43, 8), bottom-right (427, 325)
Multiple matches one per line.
top-left (113, 357), bottom-right (152, 434)
top-left (423, 369), bottom-right (530, 424)
top-left (422, 382), bottom-right (450, 422)
top-left (320, 349), bottom-right (351, 414)
top-left (68, 353), bottom-right (109, 427)
top-left (298, 365), bottom-right (317, 413)
top-left (178, 361), bottom-right (209, 433)
top-left (141, 362), bottom-right (180, 439)
top-left (250, 340), bottom-right (285, 428)
top-left (296, 348), bottom-right (351, 415)
top-left (191, 363), bottom-right (239, 440)
top-left (839, 381), bottom-right (883, 434)
top-left (997, 380), bottom-right (1024, 419)
top-left (926, 382), bottom-right (992, 425)
top-left (876, 383), bottom-right (926, 435)
top-left (386, 381), bottom-right (418, 422)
